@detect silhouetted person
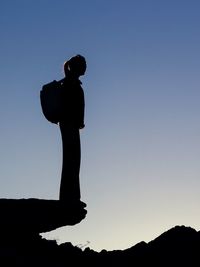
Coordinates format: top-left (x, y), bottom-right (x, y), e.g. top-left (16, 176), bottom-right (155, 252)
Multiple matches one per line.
top-left (59, 55), bottom-right (86, 208)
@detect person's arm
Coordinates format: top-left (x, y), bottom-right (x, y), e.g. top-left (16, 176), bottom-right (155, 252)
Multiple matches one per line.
top-left (79, 88), bottom-right (85, 129)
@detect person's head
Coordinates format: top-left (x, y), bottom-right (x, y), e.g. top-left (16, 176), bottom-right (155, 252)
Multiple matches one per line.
top-left (64, 54), bottom-right (87, 78)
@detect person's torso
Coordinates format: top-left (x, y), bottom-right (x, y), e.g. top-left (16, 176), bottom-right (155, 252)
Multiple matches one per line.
top-left (60, 77), bottom-right (85, 127)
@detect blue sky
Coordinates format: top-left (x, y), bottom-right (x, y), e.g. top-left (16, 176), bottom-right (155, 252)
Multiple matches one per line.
top-left (0, 0), bottom-right (200, 251)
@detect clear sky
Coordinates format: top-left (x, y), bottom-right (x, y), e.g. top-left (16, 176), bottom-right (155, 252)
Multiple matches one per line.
top-left (0, 0), bottom-right (200, 251)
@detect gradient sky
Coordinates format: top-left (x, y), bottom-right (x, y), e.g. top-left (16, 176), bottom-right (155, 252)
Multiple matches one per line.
top-left (0, 0), bottom-right (200, 251)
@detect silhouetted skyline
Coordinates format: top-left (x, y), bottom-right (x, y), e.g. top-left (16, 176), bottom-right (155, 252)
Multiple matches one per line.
top-left (0, 1), bottom-right (200, 251)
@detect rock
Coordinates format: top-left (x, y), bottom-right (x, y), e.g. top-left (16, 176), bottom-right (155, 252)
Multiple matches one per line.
top-left (0, 198), bottom-right (87, 240)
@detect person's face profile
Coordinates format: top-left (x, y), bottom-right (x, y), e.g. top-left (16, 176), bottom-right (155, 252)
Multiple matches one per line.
top-left (79, 62), bottom-right (87, 76)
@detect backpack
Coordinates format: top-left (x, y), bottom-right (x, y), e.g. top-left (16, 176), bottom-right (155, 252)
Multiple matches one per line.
top-left (40, 79), bottom-right (65, 124)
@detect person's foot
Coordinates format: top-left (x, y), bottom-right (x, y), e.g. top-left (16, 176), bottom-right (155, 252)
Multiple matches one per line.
top-left (59, 199), bottom-right (86, 209)
top-left (72, 200), bottom-right (86, 209)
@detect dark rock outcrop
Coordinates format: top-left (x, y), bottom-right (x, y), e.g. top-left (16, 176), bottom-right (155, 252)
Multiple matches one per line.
top-left (0, 199), bottom-right (199, 266)
top-left (0, 198), bottom-right (87, 239)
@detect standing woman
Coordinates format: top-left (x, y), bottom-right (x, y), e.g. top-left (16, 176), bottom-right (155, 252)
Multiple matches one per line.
top-left (59, 55), bottom-right (87, 208)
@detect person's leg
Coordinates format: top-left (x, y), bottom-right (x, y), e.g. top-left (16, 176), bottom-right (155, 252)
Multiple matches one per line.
top-left (59, 123), bottom-right (81, 203)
